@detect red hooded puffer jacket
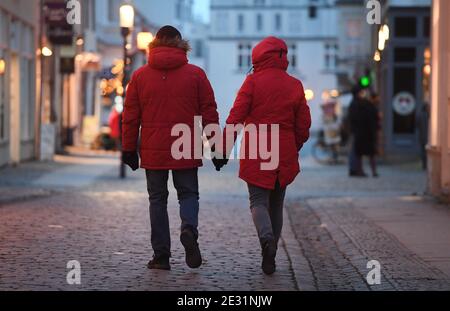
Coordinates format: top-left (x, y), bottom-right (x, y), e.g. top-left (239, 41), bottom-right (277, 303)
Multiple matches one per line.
top-left (122, 43), bottom-right (219, 170)
top-left (224, 36), bottom-right (311, 189)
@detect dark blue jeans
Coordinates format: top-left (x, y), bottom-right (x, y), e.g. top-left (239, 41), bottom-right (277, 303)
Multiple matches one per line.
top-left (145, 168), bottom-right (199, 258)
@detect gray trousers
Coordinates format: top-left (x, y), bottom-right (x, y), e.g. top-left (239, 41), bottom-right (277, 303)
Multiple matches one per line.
top-left (145, 168), bottom-right (199, 258)
top-left (247, 181), bottom-right (286, 248)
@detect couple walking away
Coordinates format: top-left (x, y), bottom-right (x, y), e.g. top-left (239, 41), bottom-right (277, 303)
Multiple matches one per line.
top-left (121, 26), bottom-right (311, 275)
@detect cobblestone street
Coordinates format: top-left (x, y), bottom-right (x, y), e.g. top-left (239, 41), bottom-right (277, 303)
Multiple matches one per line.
top-left (1, 147), bottom-right (450, 290)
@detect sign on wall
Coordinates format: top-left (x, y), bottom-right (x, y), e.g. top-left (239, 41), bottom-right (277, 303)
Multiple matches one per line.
top-left (393, 92), bottom-right (416, 116)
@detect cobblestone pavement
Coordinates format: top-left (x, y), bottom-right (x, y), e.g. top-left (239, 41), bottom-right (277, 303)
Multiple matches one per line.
top-left (286, 198), bottom-right (450, 290)
top-left (1, 147), bottom-right (450, 290)
top-left (0, 163), bottom-right (297, 290)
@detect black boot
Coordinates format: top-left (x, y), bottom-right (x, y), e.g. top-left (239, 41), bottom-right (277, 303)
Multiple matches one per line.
top-left (147, 255), bottom-right (170, 270)
top-left (180, 227), bottom-right (202, 268)
top-left (261, 239), bottom-right (277, 275)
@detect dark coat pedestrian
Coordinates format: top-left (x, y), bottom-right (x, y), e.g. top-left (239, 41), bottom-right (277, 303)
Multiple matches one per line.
top-left (348, 95), bottom-right (379, 157)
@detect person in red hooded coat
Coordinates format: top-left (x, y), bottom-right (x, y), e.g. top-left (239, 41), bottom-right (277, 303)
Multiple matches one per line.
top-left (122, 26), bottom-right (219, 271)
top-left (213, 36), bottom-right (311, 275)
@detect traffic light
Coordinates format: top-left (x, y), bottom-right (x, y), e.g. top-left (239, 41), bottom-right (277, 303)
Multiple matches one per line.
top-left (359, 75), bottom-right (371, 88)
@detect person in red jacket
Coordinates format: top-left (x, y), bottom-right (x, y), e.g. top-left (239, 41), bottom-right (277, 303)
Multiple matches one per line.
top-left (213, 36), bottom-right (311, 275)
top-left (122, 26), bottom-right (219, 270)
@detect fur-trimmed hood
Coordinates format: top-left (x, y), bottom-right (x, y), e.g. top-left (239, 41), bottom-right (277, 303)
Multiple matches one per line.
top-left (149, 37), bottom-right (191, 52)
top-left (147, 37), bottom-right (191, 70)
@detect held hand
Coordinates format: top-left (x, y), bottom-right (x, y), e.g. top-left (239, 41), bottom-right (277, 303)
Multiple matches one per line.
top-left (122, 151), bottom-right (139, 171)
top-left (211, 155), bottom-right (228, 172)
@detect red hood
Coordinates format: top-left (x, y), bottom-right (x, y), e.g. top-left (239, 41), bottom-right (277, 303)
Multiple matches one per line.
top-left (148, 47), bottom-right (188, 70)
top-left (252, 36), bottom-right (289, 72)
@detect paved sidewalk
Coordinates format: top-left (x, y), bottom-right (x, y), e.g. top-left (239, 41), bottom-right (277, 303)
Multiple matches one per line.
top-left (0, 160), bottom-right (298, 291)
top-left (0, 153), bottom-right (119, 204)
top-left (283, 156), bottom-right (450, 290)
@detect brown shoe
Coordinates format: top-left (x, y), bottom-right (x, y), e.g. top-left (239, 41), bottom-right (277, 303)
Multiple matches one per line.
top-left (147, 256), bottom-right (170, 270)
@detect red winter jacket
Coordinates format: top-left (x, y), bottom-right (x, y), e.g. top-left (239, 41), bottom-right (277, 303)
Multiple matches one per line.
top-left (122, 39), bottom-right (219, 169)
top-left (224, 36), bottom-right (311, 189)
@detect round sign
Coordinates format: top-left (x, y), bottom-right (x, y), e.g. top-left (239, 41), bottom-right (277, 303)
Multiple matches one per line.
top-left (393, 92), bottom-right (416, 116)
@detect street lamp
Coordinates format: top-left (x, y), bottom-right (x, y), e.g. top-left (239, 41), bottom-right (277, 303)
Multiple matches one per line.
top-left (0, 59), bottom-right (5, 75)
top-left (137, 32), bottom-right (153, 51)
top-left (41, 46), bottom-right (53, 57)
top-left (137, 31), bottom-right (154, 65)
top-left (119, 3), bottom-right (134, 179)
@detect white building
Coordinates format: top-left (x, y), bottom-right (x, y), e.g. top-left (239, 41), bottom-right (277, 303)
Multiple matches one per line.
top-left (133, 0), bottom-right (209, 69)
top-left (208, 0), bottom-right (338, 129)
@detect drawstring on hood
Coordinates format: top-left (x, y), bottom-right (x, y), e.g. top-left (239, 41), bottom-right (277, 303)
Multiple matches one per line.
top-left (251, 36), bottom-right (289, 73)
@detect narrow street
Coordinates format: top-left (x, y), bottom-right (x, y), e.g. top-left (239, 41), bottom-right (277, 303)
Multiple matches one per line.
top-left (1, 145), bottom-right (449, 291)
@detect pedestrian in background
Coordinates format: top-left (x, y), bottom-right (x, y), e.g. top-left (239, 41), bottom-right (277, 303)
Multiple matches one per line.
top-left (348, 86), bottom-right (379, 177)
top-left (121, 26), bottom-right (219, 270)
top-left (213, 37), bottom-right (311, 275)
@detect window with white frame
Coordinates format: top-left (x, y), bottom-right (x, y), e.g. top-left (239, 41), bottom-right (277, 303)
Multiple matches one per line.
top-left (288, 43), bottom-right (297, 70)
top-left (215, 11), bottom-right (229, 34)
top-left (256, 13), bottom-right (263, 32)
top-left (274, 13), bottom-right (282, 32)
top-left (237, 14), bottom-right (244, 32)
top-left (324, 42), bottom-right (338, 70)
top-left (289, 11), bottom-right (301, 34)
top-left (238, 43), bottom-right (252, 71)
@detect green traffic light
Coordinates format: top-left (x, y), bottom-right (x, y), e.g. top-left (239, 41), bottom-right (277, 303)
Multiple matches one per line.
top-left (360, 76), bottom-right (370, 87)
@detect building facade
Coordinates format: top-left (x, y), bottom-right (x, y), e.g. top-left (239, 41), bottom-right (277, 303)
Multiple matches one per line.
top-left (0, 0), bottom-right (39, 167)
top-left (208, 0), bottom-right (338, 129)
top-left (335, 0), bottom-right (372, 91)
top-left (427, 0), bottom-right (450, 200)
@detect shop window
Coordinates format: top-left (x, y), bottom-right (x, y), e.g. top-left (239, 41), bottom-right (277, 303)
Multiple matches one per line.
top-left (0, 59), bottom-right (5, 142)
top-left (423, 16), bottom-right (430, 38)
top-left (394, 17), bottom-right (417, 38)
top-left (394, 47), bottom-right (416, 63)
